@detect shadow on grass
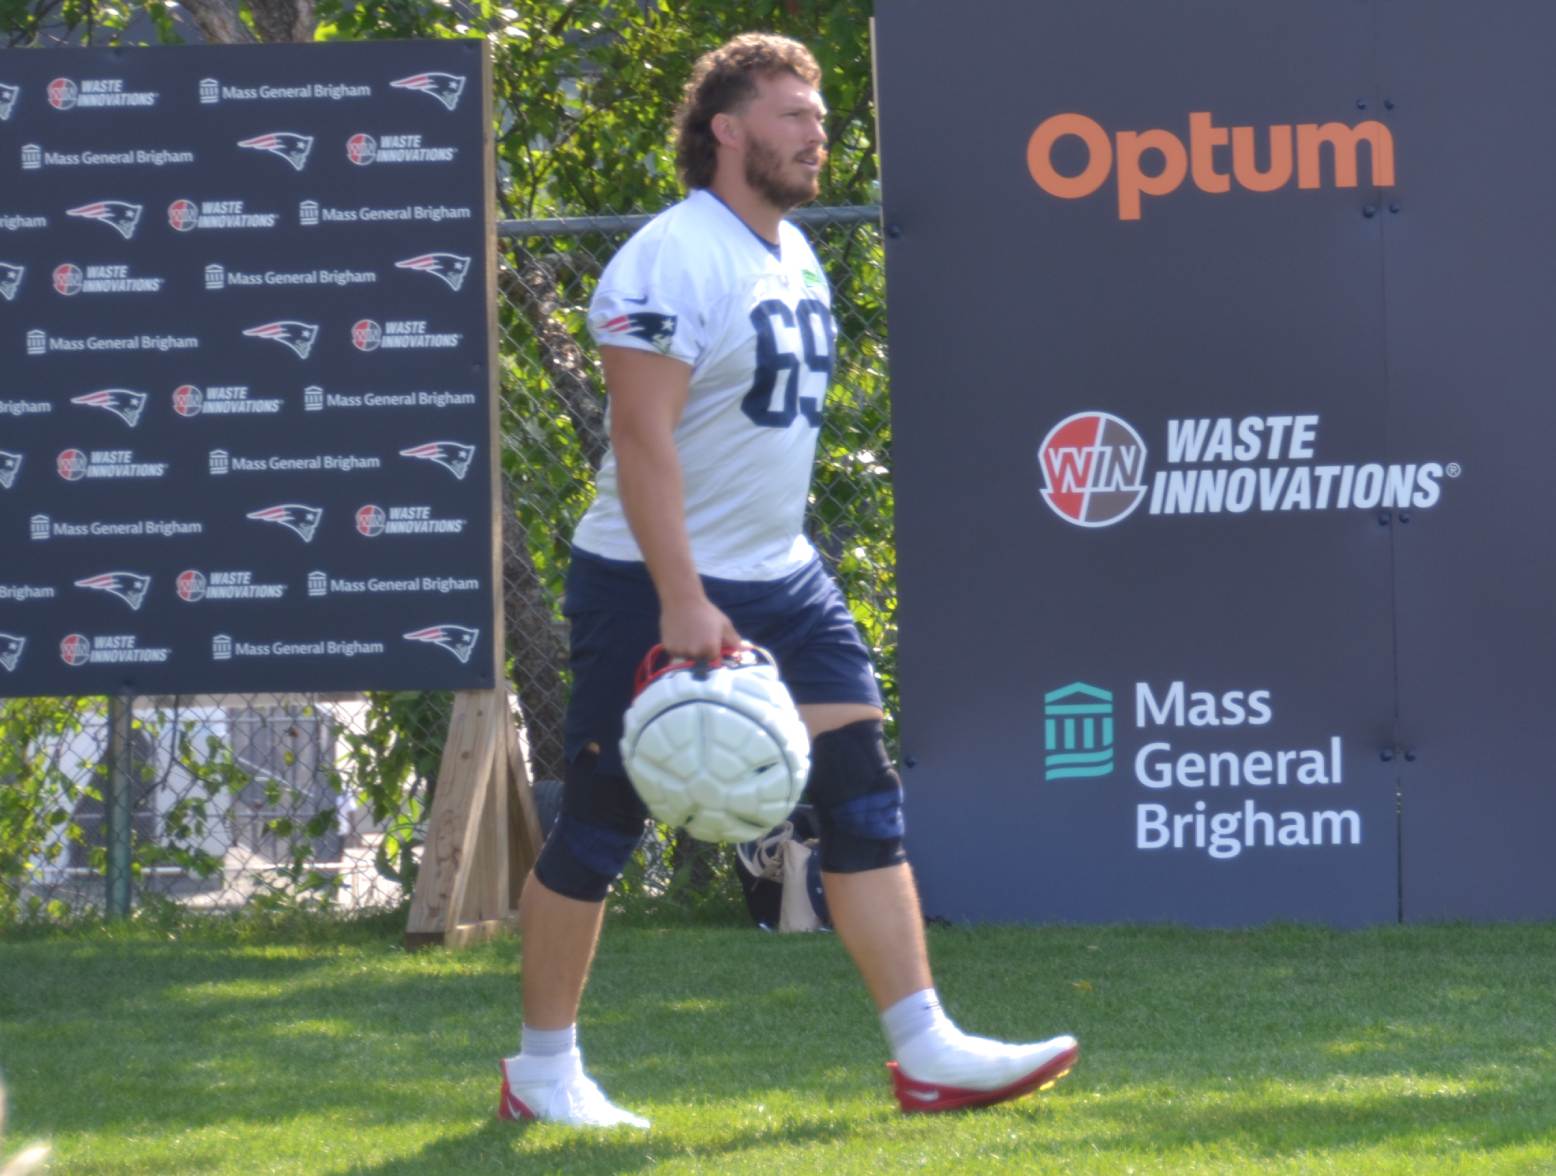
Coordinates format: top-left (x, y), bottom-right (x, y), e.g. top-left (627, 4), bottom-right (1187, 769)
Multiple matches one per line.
top-left (331, 1115), bottom-right (854, 1176)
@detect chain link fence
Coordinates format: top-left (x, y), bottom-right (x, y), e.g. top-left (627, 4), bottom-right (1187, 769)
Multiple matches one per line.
top-left (1, 205), bottom-right (893, 923)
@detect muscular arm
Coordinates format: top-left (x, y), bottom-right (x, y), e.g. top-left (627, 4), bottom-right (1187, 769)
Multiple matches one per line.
top-left (601, 345), bottom-right (740, 660)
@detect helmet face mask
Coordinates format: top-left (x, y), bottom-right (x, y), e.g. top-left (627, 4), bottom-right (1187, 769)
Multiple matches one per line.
top-left (620, 646), bottom-right (810, 843)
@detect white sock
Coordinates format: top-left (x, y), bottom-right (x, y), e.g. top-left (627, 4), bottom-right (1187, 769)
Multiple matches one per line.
top-left (521, 1023), bottom-right (577, 1058)
top-left (881, 989), bottom-right (955, 1056)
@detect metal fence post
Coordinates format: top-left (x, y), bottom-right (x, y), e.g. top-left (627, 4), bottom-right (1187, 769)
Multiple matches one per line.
top-left (105, 694), bottom-right (134, 919)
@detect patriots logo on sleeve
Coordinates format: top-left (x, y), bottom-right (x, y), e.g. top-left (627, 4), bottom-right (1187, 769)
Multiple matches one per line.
top-left (0, 451), bottom-right (21, 490)
top-left (237, 132), bottom-right (314, 171)
top-left (71, 389), bottom-right (147, 428)
top-left (247, 504), bottom-right (323, 543)
top-left (403, 624), bottom-right (480, 664)
top-left (0, 633), bottom-right (24, 673)
top-left (0, 262), bottom-right (23, 302)
top-left (395, 253), bottom-right (471, 292)
top-left (603, 312), bottom-right (677, 354)
top-left (243, 321), bottom-right (319, 359)
top-left (66, 201), bottom-right (143, 240)
top-left (74, 571), bottom-right (151, 611)
top-left (390, 73), bottom-right (465, 111)
top-left (399, 441), bottom-right (475, 481)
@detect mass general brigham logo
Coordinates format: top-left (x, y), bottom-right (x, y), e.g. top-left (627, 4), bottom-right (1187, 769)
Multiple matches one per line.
top-left (1043, 682), bottom-right (1115, 781)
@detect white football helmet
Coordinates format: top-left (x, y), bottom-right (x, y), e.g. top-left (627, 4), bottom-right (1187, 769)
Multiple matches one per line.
top-left (620, 644), bottom-right (810, 843)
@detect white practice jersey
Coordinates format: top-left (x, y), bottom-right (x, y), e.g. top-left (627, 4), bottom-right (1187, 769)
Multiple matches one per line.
top-left (576, 188), bottom-right (835, 581)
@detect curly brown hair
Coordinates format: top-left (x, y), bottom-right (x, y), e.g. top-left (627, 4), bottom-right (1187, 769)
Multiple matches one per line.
top-left (674, 33), bottom-right (822, 191)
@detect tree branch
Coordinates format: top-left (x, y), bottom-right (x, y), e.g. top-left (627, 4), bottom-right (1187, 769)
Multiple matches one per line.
top-left (176, 0), bottom-right (254, 43)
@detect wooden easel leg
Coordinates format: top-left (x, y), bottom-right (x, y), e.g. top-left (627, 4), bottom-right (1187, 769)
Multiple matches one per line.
top-left (404, 688), bottom-right (541, 950)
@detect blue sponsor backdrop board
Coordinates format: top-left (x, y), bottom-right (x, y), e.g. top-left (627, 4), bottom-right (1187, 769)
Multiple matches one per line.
top-left (876, 0), bottom-right (1556, 925)
top-left (0, 41), bottom-right (498, 696)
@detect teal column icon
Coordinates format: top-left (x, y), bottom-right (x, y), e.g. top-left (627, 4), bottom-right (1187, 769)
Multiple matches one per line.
top-left (1044, 683), bottom-right (1114, 780)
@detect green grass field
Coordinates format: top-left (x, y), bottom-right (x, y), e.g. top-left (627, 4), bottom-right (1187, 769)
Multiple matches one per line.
top-left (2, 914), bottom-right (1554, 1174)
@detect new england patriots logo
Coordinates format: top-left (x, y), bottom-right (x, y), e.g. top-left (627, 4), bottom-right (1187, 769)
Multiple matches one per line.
top-left (247, 503), bottom-right (322, 543)
top-left (0, 450), bottom-right (21, 490)
top-left (66, 201), bottom-right (143, 240)
top-left (395, 253), bottom-right (471, 292)
top-left (0, 83), bottom-right (17, 122)
top-left (74, 571), bottom-right (151, 611)
top-left (243, 321), bottom-right (319, 359)
top-left (0, 633), bottom-right (24, 673)
top-left (399, 441), bottom-right (475, 481)
top-left (0, 262), bottom-right (23, 303)
top-left (390, 72), bottom-right (465, 111)
top-left (602, 312), bottom-right (677, 355)
top-left (71, 388), bottom-right (147, 427)
top-left (237, 132), bottom-right (314, 172)
top-left (403, 624), bottom-right (480, 664)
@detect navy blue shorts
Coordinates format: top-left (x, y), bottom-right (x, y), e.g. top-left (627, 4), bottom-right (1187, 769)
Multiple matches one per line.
top-left (563, 547), bottom-right (882, 775)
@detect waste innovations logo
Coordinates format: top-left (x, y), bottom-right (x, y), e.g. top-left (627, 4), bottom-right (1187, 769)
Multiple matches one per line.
top-left (51, 262), bottom-right (164, 295)
top-left (47, 77), bottom-right (158, 110)
top-left (1037, 410), bottom-right (1460, 528)
top-left (1043, 683), bottom-right (1114, 780)
top-left (60, 633), bottom-right (170, 666)
top-left (345, 132), bottom-right (457, 165)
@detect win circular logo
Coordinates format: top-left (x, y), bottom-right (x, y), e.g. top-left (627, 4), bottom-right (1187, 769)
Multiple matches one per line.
top-left (56, 448), bottom-right (87, 481)
top-left (173, 385), bottom-right (204, 416)
top-left (355, 504), bottom-right (386, 537)
top-left (47, 78), bottom-right (78, 110)
top-left (352, 319), bottom-right (382, 351)
top-left (176, 570), bottom-right (207, 602)
top-left (167, 200), bottom-right (199, 232)
top-left (1037, 411), bottom-right (1149, 528)
top-left (52, 263), bottom-right (83, 296)
top-left (60, 633), bottom-right (91, 666)
top-left (346, 133), bottom-right (377, 166)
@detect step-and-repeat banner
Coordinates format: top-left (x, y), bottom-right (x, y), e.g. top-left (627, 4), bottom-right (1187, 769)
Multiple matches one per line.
top-left (875, 0), bottom-right (1556, 924)
top-left (0, 40), bottom-right (498, 696)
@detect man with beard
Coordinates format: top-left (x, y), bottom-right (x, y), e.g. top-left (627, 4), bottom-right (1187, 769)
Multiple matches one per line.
top-left (499, 33), bottom-right (1079, 1128)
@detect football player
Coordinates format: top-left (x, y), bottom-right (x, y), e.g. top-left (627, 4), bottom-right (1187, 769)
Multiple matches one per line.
top-left (501, 33), bottom-right (1078, 1128)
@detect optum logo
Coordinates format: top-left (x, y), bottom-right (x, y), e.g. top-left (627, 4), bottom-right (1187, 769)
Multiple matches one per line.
top-left (1027, 112), bottom-right (1396, 220)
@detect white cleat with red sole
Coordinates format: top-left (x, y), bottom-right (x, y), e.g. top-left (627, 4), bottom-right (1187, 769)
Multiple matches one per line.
top-left (888, 1034), bottom-right (1079, 1113)
top-left (498, 1052), bottom-right (650, 1129)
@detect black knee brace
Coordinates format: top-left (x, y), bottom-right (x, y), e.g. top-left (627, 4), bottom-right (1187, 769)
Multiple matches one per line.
top-left (533, 748), bottom-right (649, 901)
top-left (806, 719), bottom-right (907, 873)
